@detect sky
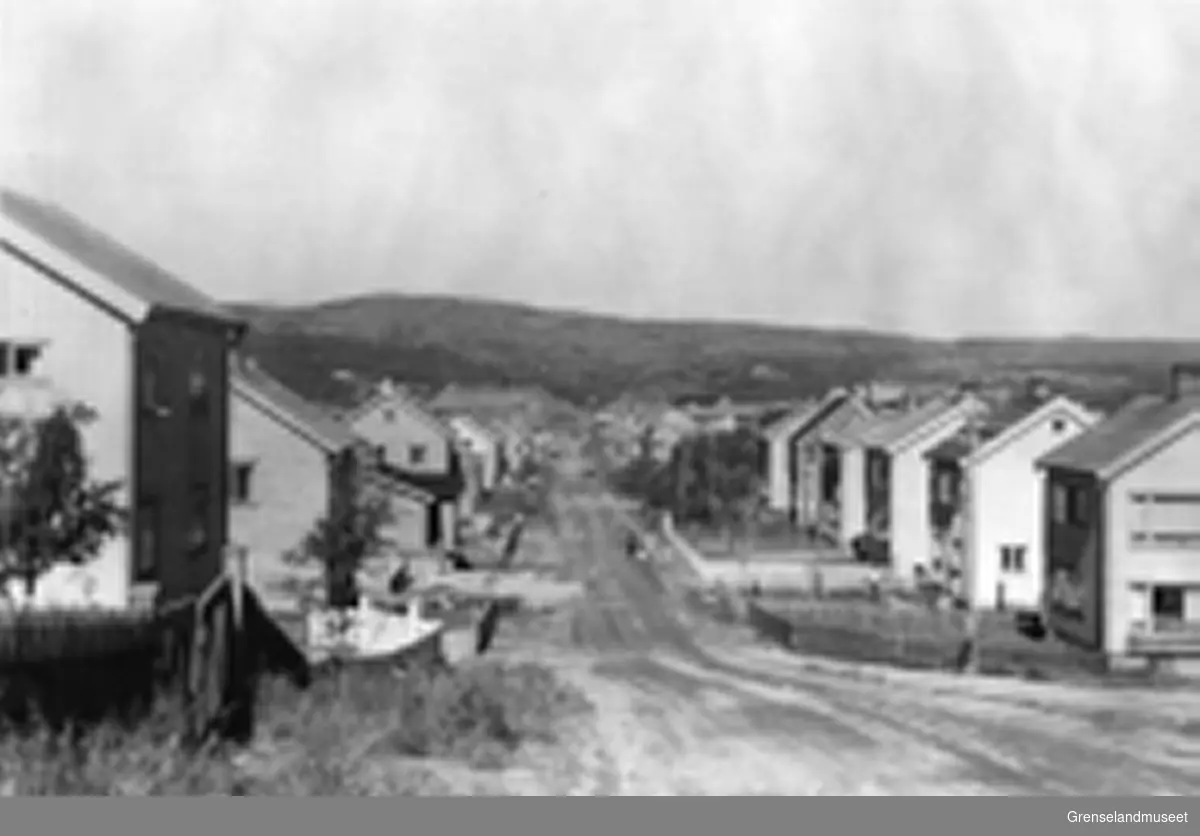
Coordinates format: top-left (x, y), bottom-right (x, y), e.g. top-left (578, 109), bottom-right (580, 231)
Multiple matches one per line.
top-left (4, 0), bottom-right (1200, 339)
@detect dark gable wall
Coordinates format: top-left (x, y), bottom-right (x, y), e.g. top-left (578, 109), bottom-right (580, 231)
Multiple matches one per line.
top-left (134, 311), bottom-right (231, 602)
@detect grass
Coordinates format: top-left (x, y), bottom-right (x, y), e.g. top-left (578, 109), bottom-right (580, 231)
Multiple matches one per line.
top-left (0, 659), bottom-right (591, 795)
top-left (750, 596), bottom-right (1137, 684)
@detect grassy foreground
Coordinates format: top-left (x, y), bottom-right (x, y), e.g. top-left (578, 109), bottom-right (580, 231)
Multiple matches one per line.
top-left (0, 660), bottom-right (591, 796)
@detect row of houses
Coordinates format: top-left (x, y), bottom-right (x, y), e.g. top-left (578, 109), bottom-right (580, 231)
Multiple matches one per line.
top-left (762, 370), bottom-right (1200, 668)
top-left (0, 190), bottom-right (519, 610)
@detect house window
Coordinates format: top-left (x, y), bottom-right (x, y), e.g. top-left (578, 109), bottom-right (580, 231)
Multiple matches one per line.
top-left (1000, 544), bottom-right (1027, 573)
top-left (0, 341), bottom-right (44, 377)
top-left (383, 408), bottom-right (397, 423)
top-left (188, 368), bottom-right (209, 414)
top-left (408, 444), bottom-right (428, 466)
top-left (142, 357), bottom-right (169, 415)
top-left (187, 485), bottom-right (210, 556)
top-left (230, 462), bottom-right (254, 505)
top-left (1069, 487), bottom-right (1090, 526)
top-left (1129, 492), bottom-right (1200, 547)
top-left (937, 471), bottom-right (954, 504)
top-left (135, 498), bottom-right (159, 582)
top-left (1151, 585), bottom-right (1186, 630)
top-left (1052, 484), bottom-right (1068, 524)
top-left (1051, 418), bottom-right (1066, 433)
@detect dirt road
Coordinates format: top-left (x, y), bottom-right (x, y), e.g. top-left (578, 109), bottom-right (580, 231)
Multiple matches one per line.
top-left (498, 480), bottom-right (1200, 795)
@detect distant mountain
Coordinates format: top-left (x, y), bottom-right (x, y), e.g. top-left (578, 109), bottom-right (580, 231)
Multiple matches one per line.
top-left (229, 293), bottom-right (1200, 409)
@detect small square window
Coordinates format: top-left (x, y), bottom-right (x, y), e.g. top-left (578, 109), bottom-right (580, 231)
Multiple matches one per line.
top-left (383, 408), bottom-right (397, 423)
top-left (409, 444), bottom-right (428, 466)
top-left (1050, 418), bottom-right (1066, 433)
top-left (230, 462), bottom-right (254, 505)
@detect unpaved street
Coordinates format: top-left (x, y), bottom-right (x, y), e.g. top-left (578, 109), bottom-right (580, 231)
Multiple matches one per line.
top-left (494, 478), bottom-right (1200, 795)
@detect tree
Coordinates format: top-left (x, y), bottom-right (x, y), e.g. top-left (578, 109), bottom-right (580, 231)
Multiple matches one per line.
top-left (0, 404), bottom-right (126, 597)
top-left (286, 468), bottom-right (393, 610)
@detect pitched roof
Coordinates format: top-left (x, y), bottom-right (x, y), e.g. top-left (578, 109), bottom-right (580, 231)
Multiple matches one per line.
top-left (860, 395), bottom-right (982, 453)
top-left (764, 389), bottom-right (850, 443)
top-left (824, 408), bottom-right (893, 448)
top-left (812, 395), bottom-right (874, 443)
top-left (1036, 393), bottom-right (1200, 480)
top-left (346, 387), bottom-right (453, 440)
top-left (1, 189), bottom-right (242, 328)
top-left (231, 358), bottom-right (357, 453)
top-left (361, 465), bottom-right (436, 504)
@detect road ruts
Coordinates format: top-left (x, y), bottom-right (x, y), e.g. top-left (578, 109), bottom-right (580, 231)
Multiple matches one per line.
top-left (547, 474), bottom-right (1200, 796)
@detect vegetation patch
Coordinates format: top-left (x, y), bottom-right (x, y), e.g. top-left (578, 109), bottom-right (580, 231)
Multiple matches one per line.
top-left (0, 659), bottom-right (591, 795)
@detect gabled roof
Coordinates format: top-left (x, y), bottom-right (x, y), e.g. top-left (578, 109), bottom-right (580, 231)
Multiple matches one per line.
top-left (231, 357), bottom-right (357, 454)
top-left (361, 465), bottom-right (437, 505)
top-left (445, 412), bottom-right (498, 446)
top-left (346, 386), bottom-right (453, 441)
top-left (1, 189), bottom-right (242, 330)
top-left (1036, 393), bottom-right (1200, 481)
top-left (860, 394), bottom-right (986, 455)
top-left (812, 395), bottom-right (875, 444)
top-left (764, 388), bottom-right (849, 443)
top-left (963, 395), bottom-right (1098, 468)
top-left (378, 459), bottom-right (465, 501)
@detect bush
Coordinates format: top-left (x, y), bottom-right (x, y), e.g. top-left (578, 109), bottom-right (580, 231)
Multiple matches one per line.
top-left (0, 659), bottom-right (591, 795)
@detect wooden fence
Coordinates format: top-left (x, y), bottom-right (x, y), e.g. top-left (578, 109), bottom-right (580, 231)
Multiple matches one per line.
top-left (0, 548), bottom-right (311, 743)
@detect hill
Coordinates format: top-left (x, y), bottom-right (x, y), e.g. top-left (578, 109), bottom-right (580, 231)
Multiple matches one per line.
top-left (230, 293), bottom-right (1200, 409)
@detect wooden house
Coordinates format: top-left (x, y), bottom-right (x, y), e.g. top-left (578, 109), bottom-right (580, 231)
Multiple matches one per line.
top-left (924, 393), bottom-right (1098, 610)
top-left (1, 189), bottom-right (244, 607)
top-left (1036, 365), bottom-right (1200, 670)
top-left (858, 392), bottom-right (988, 581)
top-left (347, 380), bottom-right (463, 549)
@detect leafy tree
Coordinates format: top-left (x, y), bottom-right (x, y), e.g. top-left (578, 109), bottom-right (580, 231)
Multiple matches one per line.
top-left (0, 404), bottom-right (126, 596)
top-left (286, 463), bottom-right (393, 610)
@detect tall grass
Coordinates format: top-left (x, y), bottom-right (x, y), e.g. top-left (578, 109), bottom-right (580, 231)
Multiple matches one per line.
top-left (0, 660), bottom-right (591, 795)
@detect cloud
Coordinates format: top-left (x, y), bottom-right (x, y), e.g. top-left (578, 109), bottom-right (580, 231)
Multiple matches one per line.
top-left (5, 0), bottom-right (1200, 338)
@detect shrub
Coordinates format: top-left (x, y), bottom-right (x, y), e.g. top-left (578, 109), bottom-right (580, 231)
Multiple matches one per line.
top-left (0, 659), bottom-right (591, 795)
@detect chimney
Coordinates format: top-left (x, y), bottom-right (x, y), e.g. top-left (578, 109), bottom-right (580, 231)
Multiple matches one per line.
top-left (1168, 363), bottom-right (1200, 400)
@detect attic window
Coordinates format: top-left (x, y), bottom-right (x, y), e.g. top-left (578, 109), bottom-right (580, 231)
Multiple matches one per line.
top-left (383, 408), bottom-right (397, 423)
top-left (1051, 418), bottom-right (1066, 433)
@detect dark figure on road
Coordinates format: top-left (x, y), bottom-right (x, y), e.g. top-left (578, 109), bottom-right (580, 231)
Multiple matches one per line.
top-left (625, 530), bottom-right (641, 560)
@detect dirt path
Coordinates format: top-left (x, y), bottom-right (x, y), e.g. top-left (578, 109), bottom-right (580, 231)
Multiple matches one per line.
top-left (491, 481), bottom-right (1200, 796)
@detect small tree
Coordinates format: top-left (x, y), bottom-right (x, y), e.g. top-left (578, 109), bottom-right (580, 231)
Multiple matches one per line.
top-left (0, 404), bottom-right (126, 597)
top-left (287, 477), bottom-right (392, 610)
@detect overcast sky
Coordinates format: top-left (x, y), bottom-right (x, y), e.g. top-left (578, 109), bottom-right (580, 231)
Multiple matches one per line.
top-left (4, 0), bottom-right (1200, 338)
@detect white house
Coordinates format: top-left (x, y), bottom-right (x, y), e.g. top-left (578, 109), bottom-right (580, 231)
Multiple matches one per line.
top-left (443, 412), bottom-right (501, 492)
top-left (925, 394), bottom-right (1099, 610)
top-left (347, 380), bottom-right (463, 549)
top-left (1037, 365), bottom-right (1200, 671)
top-left (859, 392), bottom-right (989, 581)
top-left (1, 189), bottom-right (243, 609)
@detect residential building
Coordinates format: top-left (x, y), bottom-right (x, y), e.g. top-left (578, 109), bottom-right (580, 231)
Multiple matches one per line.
top-left (1, 189), bottom-right (244, 607)
top-left (228, 357), bottom-right (356, 597)
top-left (347, 380), bottom-right (463, 549)
top-left (1036, 365), bottom-right (1200, 669)
top-left (442, 412), bottom-right (501, 493)
top-left (925, 393), bottom-right (1099, 610)
top-left (823, 410), bottom-right (896, 548)
top-left (858, 391), bottom-right (989, 581)
top-left (762, 389), bottom-right (850, 522)
top-left (808, 394), bottom-right (877, 541)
